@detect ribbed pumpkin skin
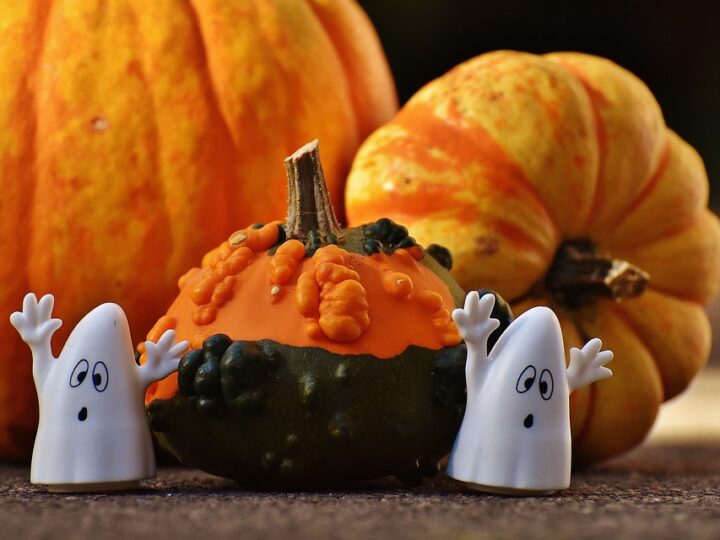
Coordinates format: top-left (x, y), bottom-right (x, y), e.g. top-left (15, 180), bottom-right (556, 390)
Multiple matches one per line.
top-left (346, 51), bottom-right (720, 464)
top-left (0, 0), bottom-right (397, 460)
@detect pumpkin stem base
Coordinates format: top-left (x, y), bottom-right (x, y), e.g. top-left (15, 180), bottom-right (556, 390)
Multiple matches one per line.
top-left (285, 140), bottom-right (342, 242)
top-left (546, 239), bottom-right (649, 308)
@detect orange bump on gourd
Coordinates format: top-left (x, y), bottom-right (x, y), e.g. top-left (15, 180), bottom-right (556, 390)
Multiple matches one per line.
top-left (418, 290), bottom-right (444, 311)
top-left (382, 271), bottom-right (414, 299)
top-left (270, 240), bottom-right (307, 285)
top-left (318, 279), bottom-right (370, 342)
top-left (295, 272), bottom-right (321, 318)
top-left (238, 223), bottom-right (283, 252)
top-left (314, 246), bottom-right (370, 342)
top-left (211, 276), bottom-right (236, 306)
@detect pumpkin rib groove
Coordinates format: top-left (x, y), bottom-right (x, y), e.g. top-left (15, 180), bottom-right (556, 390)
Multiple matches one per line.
top-left (484, 215), bottom-right (558, 261)
top-left (25, 0), bottom-right (55, 293)
top-left (247, 1), bottom-right (332, 176)
top-left (611, 290), bottom-right (710, 401)
top-left (599, 208), bottom-right (716, 258)
top-left (126, 0), bottom-right (164, 223)
top-left (645, 284), bottom-right (706, 306)
top-left (306, 0), bottom-right (398, 138)
top-left (601, 301), bottom-right (668, 400)
top-left (25, 0), bottom-right (54, 279)
top-left (184, 0), bottom-right (239, 154)
top-left (305, 0), bottom-right (364, 146)
top-left (393, 103), bottom-right (562, 243)
top-left (572, 302), bottom-right (663, 463)
top-left (605, 214), bottom-right (707, 259)
top-left (607, 135), bottom-right (671, 241)
top-left (0, 0), bottom-right (54, 459)
top-left (572, 379), bottom-right (597, 454)
top-left (162, 0), bottom-right (241, 272)
top-left (566, 320), bottom-right (598, 450)
top-left (552, 61), bottom-right (606, 232)
top-left (549, 55), bottom-right (667, 236)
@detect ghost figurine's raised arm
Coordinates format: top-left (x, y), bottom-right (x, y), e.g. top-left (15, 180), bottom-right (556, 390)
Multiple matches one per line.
top-left (139, 329), bottom-right (189, 389)
top-left (9, 293), bottom-right (62, 389)
top-left (10, 292), bottom-right (188, 492)
top-left (447, 293), bottom-right (613, 496)
top-left (567, 338), bottom-right (613, 392)
top-left (451, 291), bottom-right (500, 391)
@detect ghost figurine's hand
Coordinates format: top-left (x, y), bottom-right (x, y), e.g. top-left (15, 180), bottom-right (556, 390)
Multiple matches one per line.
top-left (452, 292), bottom-right (500, 354)
top-left (453, 292), bottom-right (501, 389)
top-left (10, 293), bottom-right (62, 385)
top-left (567, 338), bottom-right (613, 393)
top-left (10, 293), bottom-right (62, 348)
top-left (138, 329), bottom-right (189, 389)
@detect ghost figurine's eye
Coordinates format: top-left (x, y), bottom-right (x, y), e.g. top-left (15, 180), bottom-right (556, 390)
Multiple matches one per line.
top-left (539, 369), bottom-right (554, 401)
top-left (69, 359), bottom-right (89, 388)
top-left (515, 365), bottom-right (536, 394)
top-left (92, 361), bottom-right (109, 392)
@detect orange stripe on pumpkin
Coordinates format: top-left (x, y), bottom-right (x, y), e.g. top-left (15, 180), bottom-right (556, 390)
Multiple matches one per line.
top-left (362, 101), bottom-right (558, 234)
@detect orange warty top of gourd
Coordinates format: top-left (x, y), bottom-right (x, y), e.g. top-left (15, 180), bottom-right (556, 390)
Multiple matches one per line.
top-left (147, 221), bottom-right (460, 345)
top-left (142, 221), bottom-right (462, 402)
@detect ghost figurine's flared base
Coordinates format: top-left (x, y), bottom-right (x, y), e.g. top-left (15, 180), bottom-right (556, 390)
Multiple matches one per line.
top-left (45, 480), bottom-right (142, 493)
top-left (462, 481), bottom-right (563, 497)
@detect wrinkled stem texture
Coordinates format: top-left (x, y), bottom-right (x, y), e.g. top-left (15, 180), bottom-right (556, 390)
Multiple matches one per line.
top-left (285, 140), bottom-right (341, 241)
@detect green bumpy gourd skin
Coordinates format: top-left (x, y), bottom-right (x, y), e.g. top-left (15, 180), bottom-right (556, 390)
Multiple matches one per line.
top-left (148, 338), bottom-right (468, 487)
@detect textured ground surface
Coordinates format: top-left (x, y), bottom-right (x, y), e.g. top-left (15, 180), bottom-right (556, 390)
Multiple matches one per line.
top-left (1, 443), bottom-right (719, 540)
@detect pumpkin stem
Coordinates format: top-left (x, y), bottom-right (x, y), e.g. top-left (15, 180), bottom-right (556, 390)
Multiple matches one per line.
top-left (285, 140), bottom-right (342, 241)
top-left (546, 239), bottom-right (649, 308)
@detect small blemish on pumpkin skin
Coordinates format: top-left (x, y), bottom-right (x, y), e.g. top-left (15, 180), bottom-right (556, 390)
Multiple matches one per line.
top-left (269, 285), bottom-right (283, 304)
top-left (229, 231), bottom-right (248, 247)
top-left (90, 116), bottom-right (109, 132)
top-left (475, 235), bottom-right (500, 255)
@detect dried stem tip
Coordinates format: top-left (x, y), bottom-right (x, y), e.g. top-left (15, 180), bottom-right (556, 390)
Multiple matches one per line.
top-left (284, 140), bottom-right (342, 242)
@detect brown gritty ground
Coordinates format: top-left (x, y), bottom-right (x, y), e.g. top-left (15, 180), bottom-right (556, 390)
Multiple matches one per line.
top-left (0, 443), bottom-right (719, 540)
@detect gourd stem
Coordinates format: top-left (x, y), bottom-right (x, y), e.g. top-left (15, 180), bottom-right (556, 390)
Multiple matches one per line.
top-left (546, 239), bottom-right (649, 308)
top-left (284, 139), bottom-right (342, 241)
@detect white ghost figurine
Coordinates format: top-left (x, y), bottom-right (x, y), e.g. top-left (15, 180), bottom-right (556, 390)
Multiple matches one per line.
top-left (446, 291), bottom-right (613, 495)
top-left (10, 293), bottom-right (188, 492)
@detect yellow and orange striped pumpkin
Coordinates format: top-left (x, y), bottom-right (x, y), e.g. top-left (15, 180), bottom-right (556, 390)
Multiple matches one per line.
top-left (346, 51), bottom-right (720, 464)
top-left (0, 0), bottom-right (396, 460)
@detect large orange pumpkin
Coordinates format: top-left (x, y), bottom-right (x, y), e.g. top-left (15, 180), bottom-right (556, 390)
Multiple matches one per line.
top-left (0, 0), bottom-right (397, 460)
top-left (345, 51), bottom-right (720, 464)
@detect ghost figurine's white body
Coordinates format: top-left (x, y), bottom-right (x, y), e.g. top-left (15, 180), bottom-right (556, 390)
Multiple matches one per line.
top-left (10, 293), bottom-right (188, 492)
top-left (446, 292), bottom-right (613, 495)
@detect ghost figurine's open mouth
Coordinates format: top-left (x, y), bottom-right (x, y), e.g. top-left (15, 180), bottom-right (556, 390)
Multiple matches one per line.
top-left (78, 407), bottom-right (88, 422)
top-left (523, 413), bottom-right (534, 429)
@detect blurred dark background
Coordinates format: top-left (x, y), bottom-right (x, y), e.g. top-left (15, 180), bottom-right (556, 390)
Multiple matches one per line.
top-left (359, 0), bottom-right (720, 208)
